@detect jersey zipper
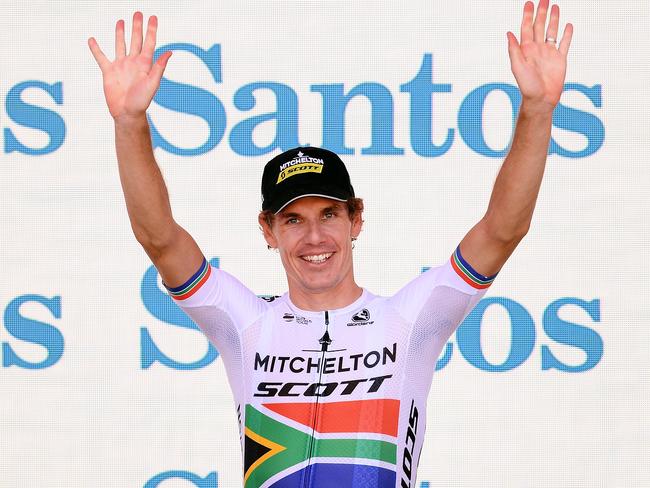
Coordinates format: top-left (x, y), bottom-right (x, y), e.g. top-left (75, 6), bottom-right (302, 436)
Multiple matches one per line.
top-left (303, 310), bottom-right (329, 488)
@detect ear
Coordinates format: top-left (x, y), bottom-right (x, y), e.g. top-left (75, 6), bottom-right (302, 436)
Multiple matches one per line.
top-left (350, 208), bottom-right (363, 239)
top-left (258, 213), bottom-right (278, 249)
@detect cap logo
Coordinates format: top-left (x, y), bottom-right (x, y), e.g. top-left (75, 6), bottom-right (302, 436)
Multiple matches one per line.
top-left (276, 151), bottom-right (324, 184)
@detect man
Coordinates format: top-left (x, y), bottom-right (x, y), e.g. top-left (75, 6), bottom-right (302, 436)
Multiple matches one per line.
top-left (89, 1), bottom-right (572, 486)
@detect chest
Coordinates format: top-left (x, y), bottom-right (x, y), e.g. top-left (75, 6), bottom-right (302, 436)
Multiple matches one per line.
top-left (243, 306), bottom-right (412, 401)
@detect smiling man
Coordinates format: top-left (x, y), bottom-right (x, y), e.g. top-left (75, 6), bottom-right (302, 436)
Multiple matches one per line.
top-left (90, 1), bottom-right (572, 486)
top-left (258, 148), bottom-right (363, 310)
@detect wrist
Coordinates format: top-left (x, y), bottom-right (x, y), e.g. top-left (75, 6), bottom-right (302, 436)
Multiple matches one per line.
top-left (114, 112), bottom-right (149, 129)
top-left (519, 99), bottom-right (555, 118)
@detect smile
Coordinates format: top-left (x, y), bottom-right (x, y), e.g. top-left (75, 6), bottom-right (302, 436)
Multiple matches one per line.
top-left (301, 253), bottom-right (333, 264)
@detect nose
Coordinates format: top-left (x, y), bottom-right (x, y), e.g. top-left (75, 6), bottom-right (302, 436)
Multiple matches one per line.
top-left (304, 219), bottom-right (326, 245)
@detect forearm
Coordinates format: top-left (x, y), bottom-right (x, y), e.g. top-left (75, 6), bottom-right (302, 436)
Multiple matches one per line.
top-left (482, 103), bottom-right (553, 241)
top-left (114, 114), bottom-right (176, 249)
top-left (91, 14), bottom-right (204, 284)
top-left (457, 0), bottom-right (572, 276)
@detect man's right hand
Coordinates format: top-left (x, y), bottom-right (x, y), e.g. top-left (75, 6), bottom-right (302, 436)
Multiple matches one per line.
top-left (87, 13), bottom-right (205, 289)
top-left (88, 12), bottom-right (172, 121)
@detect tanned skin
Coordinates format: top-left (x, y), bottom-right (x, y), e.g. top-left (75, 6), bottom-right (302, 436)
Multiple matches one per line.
top-left (89, 1), bottom-right (572, 308)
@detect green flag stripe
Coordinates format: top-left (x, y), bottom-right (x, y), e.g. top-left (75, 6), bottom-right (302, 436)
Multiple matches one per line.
top-left (245, 405), bottom-right (310, 488)
top-left (453, 253), bottom-right (493, 285)
top-left (315, 437), bottom-right (396, 464)
top-left (244, 405), bottom-right (397, 487)
top-left (169, 264), bottom-right (209, 296)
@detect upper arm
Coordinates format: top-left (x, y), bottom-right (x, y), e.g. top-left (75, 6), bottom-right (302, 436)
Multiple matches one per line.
top-left (390, 252), bottom-right (496, 326)
top-left (458, 217), bottom-right (524, 278)
top-left (142, 222), bottom-right (206, 289)
top-left (165, 260), bottom-right (270, 341)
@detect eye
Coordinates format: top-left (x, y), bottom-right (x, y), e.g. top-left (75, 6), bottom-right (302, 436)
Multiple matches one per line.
top-left (286, 217), bottom-right (300, 225)
top-left (322, 211), bottom-right (336, 220)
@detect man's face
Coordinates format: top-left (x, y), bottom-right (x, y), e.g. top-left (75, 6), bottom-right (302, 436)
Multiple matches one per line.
top-left (260, 196), bottom-right (362, 298)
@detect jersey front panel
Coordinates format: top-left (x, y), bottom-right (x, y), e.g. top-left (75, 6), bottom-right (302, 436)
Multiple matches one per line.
top-left (242, 295), bottom-right (408, 488)
top-left (167, 250), bottom-right (494, 488)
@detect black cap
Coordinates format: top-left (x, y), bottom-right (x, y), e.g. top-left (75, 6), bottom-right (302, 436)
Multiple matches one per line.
top-left (261, 147), bottom-right (355, 213)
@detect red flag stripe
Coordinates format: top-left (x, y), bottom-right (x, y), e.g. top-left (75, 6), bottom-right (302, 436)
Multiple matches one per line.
top-left (264, 399), bottom-right (400, 437)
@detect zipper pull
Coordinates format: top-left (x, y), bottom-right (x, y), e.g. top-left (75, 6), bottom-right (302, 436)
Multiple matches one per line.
top-left (318, 330), bottom-right (332, 352)
top-left (324, 310), bottom-right (329, 326)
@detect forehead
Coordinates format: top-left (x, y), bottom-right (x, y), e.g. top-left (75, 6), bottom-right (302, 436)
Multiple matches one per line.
top-left (278, 196), bottom-right (345, 215)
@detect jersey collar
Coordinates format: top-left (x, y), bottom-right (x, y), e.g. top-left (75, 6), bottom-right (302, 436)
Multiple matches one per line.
top-left (284, 288), bottom-right (372, 318)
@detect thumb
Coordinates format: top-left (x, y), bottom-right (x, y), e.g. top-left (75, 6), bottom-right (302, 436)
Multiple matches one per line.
top-left (506, 31), bottom-right (525, 70)
top-left (149, 50), bottom-right (172, 85)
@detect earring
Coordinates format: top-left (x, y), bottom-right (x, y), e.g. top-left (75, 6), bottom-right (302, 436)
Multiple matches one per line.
top-left (351, 236), bottom-right (357, 249)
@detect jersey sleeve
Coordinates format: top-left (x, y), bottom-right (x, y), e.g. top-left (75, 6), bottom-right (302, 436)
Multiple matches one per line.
top-left (390, 245), bottom-right (497, 332)
top-left (164, 257), bottom-right (268, 333)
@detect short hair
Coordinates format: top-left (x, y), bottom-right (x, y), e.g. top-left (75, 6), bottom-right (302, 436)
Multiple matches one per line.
top-left (260, 197), bottom-right (364, 228)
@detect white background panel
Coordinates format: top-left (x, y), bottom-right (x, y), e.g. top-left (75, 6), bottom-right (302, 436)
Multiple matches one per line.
top-left (1, 1), bottom-right (648, 487)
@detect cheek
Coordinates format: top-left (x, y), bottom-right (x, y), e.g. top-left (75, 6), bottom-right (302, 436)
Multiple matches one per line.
top-left (278, 251), bottom-right (291, 270)
top-left (276, 232), bottom-right (301, 256)
top-left (337, 223), bottom-right (355, 244)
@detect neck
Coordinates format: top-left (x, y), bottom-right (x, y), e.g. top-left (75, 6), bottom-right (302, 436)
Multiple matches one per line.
top-left (288, 281), bottom-right (363, 312)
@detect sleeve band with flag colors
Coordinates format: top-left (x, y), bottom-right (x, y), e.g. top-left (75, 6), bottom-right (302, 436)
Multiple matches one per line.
top-left (450, 246), bottom-right (497, 289)
top-left (164, 257), bottom-right (211, 300)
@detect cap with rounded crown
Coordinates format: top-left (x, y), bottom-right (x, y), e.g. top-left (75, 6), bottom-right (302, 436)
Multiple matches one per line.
top-left (261, 147), bottom-right (355, 213)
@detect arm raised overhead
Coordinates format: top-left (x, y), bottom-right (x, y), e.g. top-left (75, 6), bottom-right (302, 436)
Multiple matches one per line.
top-left (89, 12), bottom-right (204, 287)
top-left (459, 0), bottom-right (573, 276)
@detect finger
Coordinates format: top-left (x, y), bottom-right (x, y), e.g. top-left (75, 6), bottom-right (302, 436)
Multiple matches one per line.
top-left (520, 1), bottom-right (534, 44)
top-left (88, 37), bottom-right (111, 71)
top-left (115, 19), bottom-right (126, 58)
top-left (558, 22), bottom-right (573, 57)
top-left (148, 50), bottom-right (172, 85)
top-left (141, 15), bottom-right (158, 59)
top-left (129, 11), bottom-right (144, 56)
top-left (507, 31), bottom-right (525, 69)
top-left (545, 4), bottom-right (560, 43)
top-left (533, 0), bottom-right (550, 42)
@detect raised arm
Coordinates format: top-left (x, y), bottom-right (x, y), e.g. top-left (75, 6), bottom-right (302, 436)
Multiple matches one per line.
top-left (459, 0), bottom-right (573, 276)
top-left (88, 12), bottom-right (204, 287)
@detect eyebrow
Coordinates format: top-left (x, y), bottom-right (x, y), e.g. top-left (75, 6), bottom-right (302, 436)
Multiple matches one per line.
top-left (277, 203), bottom-right (345, 220)
top-left (278, 211), bottom-right (300, 219)
top-left (323, 203), bottom-right (344, 212)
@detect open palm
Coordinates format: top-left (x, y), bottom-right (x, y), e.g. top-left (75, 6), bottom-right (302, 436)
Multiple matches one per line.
top-left (88, 12), bottom-right (171, 119)
top-left (507, 0), bottom-right (573, 112)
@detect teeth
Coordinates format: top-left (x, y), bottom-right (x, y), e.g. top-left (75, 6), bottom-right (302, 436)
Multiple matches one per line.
top-left (303, 253), bottom-right (333, 263)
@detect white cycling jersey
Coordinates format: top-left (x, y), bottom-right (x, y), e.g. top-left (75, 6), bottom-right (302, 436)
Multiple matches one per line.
top-left (166, 246), bottom-right (496, 488)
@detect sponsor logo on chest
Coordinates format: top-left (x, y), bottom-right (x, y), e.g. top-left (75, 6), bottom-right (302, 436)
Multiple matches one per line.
top-left (347, 308), bottom-right (374, 327)
top-left (282, 312), bottom-right (311, 325)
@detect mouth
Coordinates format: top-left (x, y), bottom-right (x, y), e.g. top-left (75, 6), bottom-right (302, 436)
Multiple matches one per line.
top-left (300, 252), bottom-right (334, 264)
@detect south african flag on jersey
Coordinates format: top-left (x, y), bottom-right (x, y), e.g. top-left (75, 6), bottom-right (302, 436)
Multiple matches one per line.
top-left (244, 399), bottom-right (400, 487)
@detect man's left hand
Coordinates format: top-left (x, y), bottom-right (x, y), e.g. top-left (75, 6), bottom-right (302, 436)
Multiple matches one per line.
top-left (507, 0), bottom-right (573, 114)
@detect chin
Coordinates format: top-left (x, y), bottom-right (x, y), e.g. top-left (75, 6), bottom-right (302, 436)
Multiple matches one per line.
top-left (301, 279), bottom-right (337, 293)
top-left (297, 274), bottom-right (342, 294)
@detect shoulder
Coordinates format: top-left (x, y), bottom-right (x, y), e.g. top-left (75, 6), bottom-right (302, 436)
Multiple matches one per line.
top-left (386, 253), bottom-right (496, 323)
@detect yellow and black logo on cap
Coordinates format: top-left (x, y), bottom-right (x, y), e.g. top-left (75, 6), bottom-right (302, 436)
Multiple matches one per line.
top-left (276, 151), bottom-right (324, 183)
